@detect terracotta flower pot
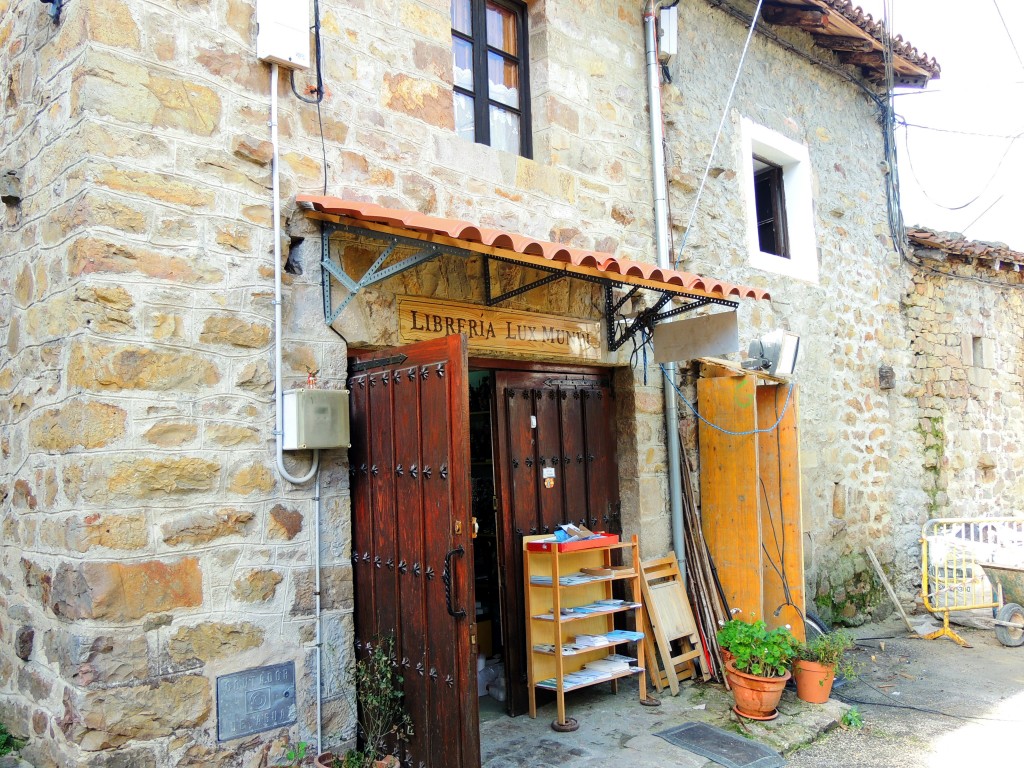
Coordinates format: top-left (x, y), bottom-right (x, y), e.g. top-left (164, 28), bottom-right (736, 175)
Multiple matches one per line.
top-left (724, 661), bottom-right (790, 720)
top-left (793, 659), bottom-right (835, 704)
top-left (720, 649), bottom-right (735, 667)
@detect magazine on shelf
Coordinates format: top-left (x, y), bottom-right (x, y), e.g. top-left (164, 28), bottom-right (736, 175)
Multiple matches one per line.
top-left (604, 629), bottom-right (644, 642)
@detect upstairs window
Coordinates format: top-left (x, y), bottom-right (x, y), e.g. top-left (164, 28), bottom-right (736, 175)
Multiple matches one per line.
top-left (740, 118), bottom-right (818, 283)
top-left (451, 0), bottom-right (532, 157)
top-left (753, 158), bottom-right (789, 258)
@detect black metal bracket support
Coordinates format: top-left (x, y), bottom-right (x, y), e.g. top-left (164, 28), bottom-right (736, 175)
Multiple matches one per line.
top-left (319, 220), bottom-right (740, 353)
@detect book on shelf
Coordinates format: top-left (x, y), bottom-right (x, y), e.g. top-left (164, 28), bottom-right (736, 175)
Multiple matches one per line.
top-left (572, 634), bottom-right (607, 647)
top-left (604, 653), bottom-right (639, 667)
top-left (582, 659), bottom-right (630, 674)
top-left (604, 629), bottom-right (644, 643)
top-left (529, 571), bottom-right (601, 586)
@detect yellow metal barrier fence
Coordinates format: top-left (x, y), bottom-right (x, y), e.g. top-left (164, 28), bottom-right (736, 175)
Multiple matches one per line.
top-left (921, 516), bottom-right (1024, 646)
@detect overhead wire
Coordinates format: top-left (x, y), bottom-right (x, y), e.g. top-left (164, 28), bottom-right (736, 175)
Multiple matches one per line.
top-left (962, 194), bottom-right (1007, 235)
top-left (992, 0), bottom-right (1024, 71)
top-left (674, 0), bottom-right (765, 268)
top-left (898, 119), bottom-right (1024, 140)
top-left (899, 123), bottom-right (1023, 211)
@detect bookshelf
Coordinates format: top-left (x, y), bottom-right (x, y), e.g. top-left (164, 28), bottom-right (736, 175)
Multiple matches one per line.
top-left (523, 534), bottom-right (650, 730)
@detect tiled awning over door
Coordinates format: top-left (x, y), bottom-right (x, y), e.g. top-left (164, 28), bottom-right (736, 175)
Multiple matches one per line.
top-left (299, 195), bottom-right (770, 301)
top-left (297, 195), bottom-right (771, 351)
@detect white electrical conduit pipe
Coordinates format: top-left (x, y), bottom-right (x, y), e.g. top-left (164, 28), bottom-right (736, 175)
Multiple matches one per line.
top-left (269, 62), bottom-right (324, 750)
top-left (271, 62), bottom-right (320, 486)
top-left (643, 2), bottom-right (686, 579)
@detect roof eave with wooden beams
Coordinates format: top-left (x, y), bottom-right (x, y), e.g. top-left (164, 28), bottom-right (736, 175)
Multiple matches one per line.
top-left (758, 0), bottom-right (940, 88)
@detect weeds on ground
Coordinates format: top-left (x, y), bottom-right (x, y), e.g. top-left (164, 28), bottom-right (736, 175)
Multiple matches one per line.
top-left (840, 706), bottom-right (864, 729)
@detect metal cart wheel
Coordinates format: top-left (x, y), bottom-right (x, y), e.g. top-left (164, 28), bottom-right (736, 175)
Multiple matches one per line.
top-left (995, 602), bottom-right (1024, 647)
top-left (804, 610), bottom-right (831, 642)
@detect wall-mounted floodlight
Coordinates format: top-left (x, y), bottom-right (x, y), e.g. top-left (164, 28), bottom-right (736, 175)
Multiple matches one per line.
top-left (741, 329), bottom-right (800, 376)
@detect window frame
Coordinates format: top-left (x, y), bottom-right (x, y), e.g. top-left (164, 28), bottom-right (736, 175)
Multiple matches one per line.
top-left (753, 158), bottom-right (789, 258)
top-left (740, 118), bottom-right (818, 283)
top-left (451, 0), bottom-right (533, 158)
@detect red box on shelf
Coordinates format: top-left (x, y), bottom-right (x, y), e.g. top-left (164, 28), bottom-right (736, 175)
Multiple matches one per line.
top-left (526, 534), bottom-right (620, 553)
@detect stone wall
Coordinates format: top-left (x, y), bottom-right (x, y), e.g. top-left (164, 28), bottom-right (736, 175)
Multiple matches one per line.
top-left (659, 1), bottom-right (916, 623)
top-left (0, 0), bottom-right (673, 764)
top-left (1, 1), bottom-right (356, 765)
top-left (3, 0), bottom-right (1011, 764)
top-left (897, 249), bottom-right (1024, 585)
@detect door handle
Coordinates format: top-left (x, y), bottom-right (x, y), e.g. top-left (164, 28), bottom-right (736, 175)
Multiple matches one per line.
top-left (442, 546), bottom-right (467, 618)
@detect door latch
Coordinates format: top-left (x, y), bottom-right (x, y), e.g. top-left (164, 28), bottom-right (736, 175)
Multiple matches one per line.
top-left (454, 520), bottom-right (463, 535)
top-left (471, 517), bottom-right (479, 538)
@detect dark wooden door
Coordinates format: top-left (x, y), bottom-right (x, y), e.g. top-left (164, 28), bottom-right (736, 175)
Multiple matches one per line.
top-left (349, 335), bottom-right (478, 768)
top-left (493, 370), bottom-right (620, 716)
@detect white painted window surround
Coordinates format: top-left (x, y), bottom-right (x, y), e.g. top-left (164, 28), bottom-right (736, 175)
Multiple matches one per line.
top-left (739, 118), bottom-right (819, 283)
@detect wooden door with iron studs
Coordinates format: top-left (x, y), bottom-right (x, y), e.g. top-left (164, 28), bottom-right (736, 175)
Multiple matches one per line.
top-left (349, 335), bottom-right (478, 768)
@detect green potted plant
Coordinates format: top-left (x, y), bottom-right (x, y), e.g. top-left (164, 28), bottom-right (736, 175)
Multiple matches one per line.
top-left (721, 620), bottom-right (800, 721)
top-left (316, 634), bottom-right (413, 768)
top-left (793, 629), bottom-right (855, 704)
top-left (715, 618), bottom-right (746, 666)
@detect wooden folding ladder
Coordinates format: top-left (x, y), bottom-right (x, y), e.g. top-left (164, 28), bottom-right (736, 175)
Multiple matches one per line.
top-left (640, 554), bottom-right (710, 694)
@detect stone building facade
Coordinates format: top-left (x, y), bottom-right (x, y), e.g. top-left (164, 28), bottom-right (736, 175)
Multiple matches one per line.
top-left (1, 0), bottom-right (1017, 766)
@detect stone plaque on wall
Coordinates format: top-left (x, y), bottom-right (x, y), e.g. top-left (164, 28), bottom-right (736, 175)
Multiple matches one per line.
top-left (216, 662), bottom-right (297, 741)
top-left (398, 295), bottom-right (603, 360)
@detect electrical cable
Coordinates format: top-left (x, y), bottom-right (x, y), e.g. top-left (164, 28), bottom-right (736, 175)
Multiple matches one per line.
top-left (993, 0), bottom-right (1024, 72)
top-left (899, 122), bottom-right (1021, 211)
top-left (316, 99), bottom-right (328, 195)
top-left (291, 0), bottom-right (325, 105)
top-left (834, 678), bottom-right (1023, 723)
top-left (674, 0), bottom-right (765, 268)
top-left (705, 0), bottom-right (886, 111)
top-left (759, 386), bottom-right (805, 625)
top-left (962, 193), bottom-right (1007, 236)
top-left (660, 362), bottom-right (795, 436)
top-left (898, 119), bottom-right (1024, 140)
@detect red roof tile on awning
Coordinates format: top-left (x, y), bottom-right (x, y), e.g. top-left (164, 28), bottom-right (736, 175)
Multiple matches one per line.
top-left (297, 195), bottom-right (771, 302)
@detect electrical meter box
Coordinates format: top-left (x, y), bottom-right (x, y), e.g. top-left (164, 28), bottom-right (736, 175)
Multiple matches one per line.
top-left (282, 389), bottom-right (350, 450)
top-left (256, 0), bottom-right (310, 70)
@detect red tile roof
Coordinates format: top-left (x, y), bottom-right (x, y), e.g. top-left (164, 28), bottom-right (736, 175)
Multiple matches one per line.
top-left (297, 195), bottom-right (771, 301)
top-left (908, 226), bottom-right (1024, 266)
top-left (817, 0), bottom-right (940, 77)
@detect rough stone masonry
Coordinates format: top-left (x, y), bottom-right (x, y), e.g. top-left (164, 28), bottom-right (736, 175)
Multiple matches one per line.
top-left (2, 1), bottom-right (1023, 767)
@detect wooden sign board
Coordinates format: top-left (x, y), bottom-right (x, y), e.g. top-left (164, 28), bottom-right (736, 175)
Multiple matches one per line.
top-left (397, 296), bottom-right (602, 361)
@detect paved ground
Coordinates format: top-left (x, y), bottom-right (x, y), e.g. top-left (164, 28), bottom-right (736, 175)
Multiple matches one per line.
top-left (787, 618), bottom-right (1024, 767)
top-left (480, 615), bottom-right (1024, 767)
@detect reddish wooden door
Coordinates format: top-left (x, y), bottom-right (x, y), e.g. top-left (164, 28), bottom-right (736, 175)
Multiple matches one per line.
top-left (493, 370), bottom-right (620, 716)
top-left (349, 336), bottom-right (478, 768)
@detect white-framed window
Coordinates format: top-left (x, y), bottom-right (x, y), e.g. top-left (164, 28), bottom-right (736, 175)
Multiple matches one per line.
top-left (739, 118), bottom-right (818, 282)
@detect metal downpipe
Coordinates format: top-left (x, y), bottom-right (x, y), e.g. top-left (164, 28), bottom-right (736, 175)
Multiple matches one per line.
top-left (643, 2), bottom-right (687, 577)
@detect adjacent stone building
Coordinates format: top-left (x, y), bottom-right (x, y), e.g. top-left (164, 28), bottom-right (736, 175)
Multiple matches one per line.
top-left (1, 0), bottom-right (1019, 766)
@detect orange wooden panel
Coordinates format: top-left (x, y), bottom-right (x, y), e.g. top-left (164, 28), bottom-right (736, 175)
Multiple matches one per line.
top-left (757, 384), bottom-right (805, 640)
top-left (697, 375), bottom-right (762, 622)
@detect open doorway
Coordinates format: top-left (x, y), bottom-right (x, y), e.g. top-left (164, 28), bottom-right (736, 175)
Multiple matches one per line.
top-left (469, 371), bottom-right (506, 721)
top-left (472, 364), bottom-right (622, 726)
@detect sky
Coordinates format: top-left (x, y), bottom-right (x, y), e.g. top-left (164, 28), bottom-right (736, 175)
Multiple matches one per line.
top-left (855, 0), bottom-right (1024, 250)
